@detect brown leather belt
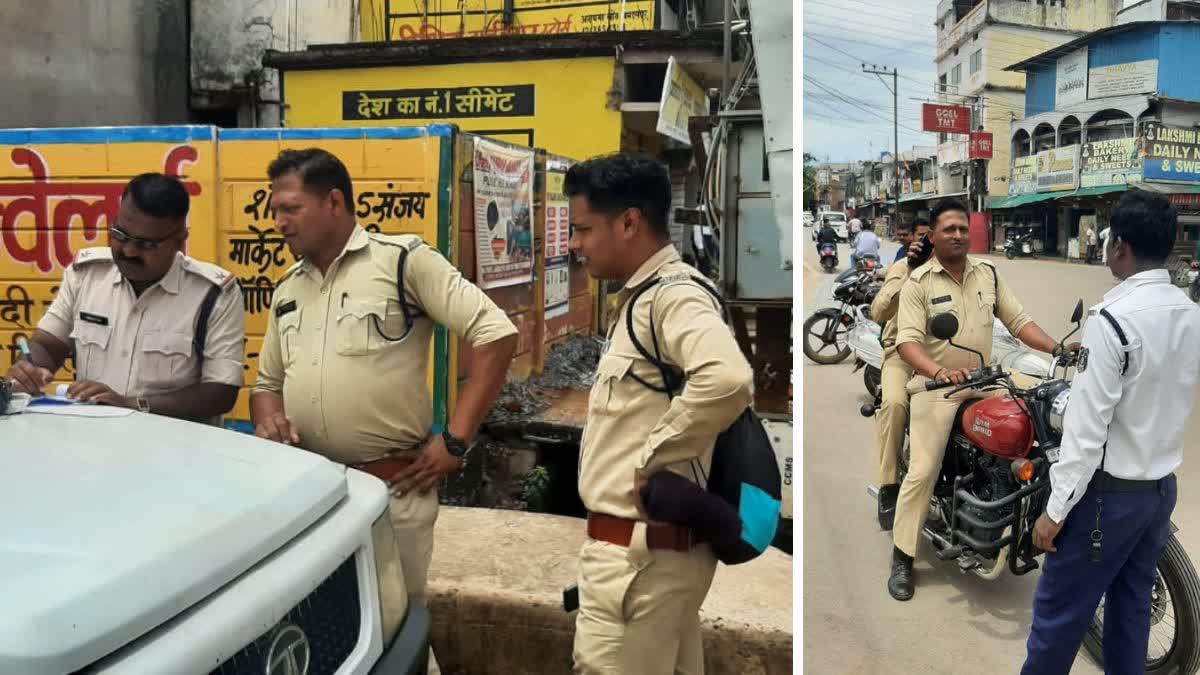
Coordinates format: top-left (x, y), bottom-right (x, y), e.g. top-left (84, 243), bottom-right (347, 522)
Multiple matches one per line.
top-left (352, 457), bottom-right (416, 484)
top-left (586, 512), bottom-right (696, 552)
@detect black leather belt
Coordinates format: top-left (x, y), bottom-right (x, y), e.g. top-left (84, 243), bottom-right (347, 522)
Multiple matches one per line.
top-left (1091, 471), bottom-right (1173, 493)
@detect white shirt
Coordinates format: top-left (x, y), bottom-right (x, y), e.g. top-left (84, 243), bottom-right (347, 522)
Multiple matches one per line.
top-left (854, 230), bottom-right (881, 257)
top-left (1047, 269), bottom-right (1200, 522)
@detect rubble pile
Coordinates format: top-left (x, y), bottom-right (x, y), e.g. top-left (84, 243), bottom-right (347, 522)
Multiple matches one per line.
top-left (486, 335), bottom-right (604, 424)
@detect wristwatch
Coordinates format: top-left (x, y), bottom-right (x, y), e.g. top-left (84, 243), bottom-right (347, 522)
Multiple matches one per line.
top-left (136, 397), bottom-right (151, 413)
top-left (442, 430), bottom-right (471, 459)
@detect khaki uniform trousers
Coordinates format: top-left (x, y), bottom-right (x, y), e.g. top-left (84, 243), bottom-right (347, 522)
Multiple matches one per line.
top-left (893, 385), bottom-right (1004, 557)
top-left (573, 531), bottom-right (718, 675)
top-left (389, 489), bottom-right (440, 606)
top-left (876, 354), bottom-right (912, 487)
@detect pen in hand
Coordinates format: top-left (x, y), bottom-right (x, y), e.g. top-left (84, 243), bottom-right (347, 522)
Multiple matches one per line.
top-left (16, 336), bottom-right (33, 365)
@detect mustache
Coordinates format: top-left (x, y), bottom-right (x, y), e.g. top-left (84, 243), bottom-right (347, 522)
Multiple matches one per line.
top-left (115, 256), bottom-right (143, 266)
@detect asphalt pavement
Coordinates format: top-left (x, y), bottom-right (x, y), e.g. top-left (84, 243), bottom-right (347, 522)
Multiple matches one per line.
top-left (801, 236), bottom-right (1200, 674)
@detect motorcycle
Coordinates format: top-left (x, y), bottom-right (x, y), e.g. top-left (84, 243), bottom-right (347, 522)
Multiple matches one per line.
top-left (803, 271), bottom-right (879, 365)
top-left (820, 243), bottom-right (838, 273)
top-left (1005, 230), bottom-right (1037, 259)
top-left (848, 313), bottom-right (1052, 398)
top-left (862, 304), bottom-right (1200, 674)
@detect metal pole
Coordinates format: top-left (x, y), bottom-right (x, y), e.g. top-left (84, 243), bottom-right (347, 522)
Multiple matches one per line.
top-left (722, 0), bottom-right (732, 104)
top-left (893, 68), bottom-right (900, 227)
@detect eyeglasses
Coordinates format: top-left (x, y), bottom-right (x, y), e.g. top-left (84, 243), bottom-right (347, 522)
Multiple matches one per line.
top-left (108, 224), bottom-right (185, 251)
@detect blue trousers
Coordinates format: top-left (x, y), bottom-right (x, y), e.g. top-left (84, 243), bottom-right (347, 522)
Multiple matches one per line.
top-left (1022, 475), bottom-right (1177, 675)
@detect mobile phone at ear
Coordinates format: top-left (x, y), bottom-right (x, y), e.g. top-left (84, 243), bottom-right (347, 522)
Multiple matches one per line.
top-left (563, 584), bottom-right (580, 612)
top-left (910, 233), bottom-right (933, 267)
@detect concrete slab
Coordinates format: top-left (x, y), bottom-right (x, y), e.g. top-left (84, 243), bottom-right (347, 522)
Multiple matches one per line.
top-left (426, 506), bottom-right (794, 674)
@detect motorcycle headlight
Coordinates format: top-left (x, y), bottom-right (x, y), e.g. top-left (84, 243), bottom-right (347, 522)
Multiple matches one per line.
top-left (1048, 387), bottom-right (1071, 434)
top-left (372, 507), bottom-right (408, 644)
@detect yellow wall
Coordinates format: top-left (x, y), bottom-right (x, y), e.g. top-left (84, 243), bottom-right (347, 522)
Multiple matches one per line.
top-left (359, 0), bottom-right (655, 42)
top-left (0, 126), bottom-right (448, 424)
top-left (281, 58), bottom-right (623, 161)
top-left (0, 128), bottom-right (218, 400)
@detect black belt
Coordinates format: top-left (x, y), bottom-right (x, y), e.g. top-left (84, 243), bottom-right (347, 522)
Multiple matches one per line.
top-left (1090, 471), bottom-right (1173, 493)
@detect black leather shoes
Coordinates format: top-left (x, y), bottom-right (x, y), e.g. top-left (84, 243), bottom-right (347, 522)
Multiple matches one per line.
top-left (888, 548), bottom-right (915, 601)
top-left (877, 484), bottom-right (899, 531)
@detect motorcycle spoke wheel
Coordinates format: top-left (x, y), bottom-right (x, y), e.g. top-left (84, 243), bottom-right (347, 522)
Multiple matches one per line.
top-left (803, 314), bottom-right (851, 365)
top-left (1090, 576), bottom-right (1178, 667)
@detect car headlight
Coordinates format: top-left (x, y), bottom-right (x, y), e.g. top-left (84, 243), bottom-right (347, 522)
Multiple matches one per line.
top-left (372, 507), bottom-right (408, 644)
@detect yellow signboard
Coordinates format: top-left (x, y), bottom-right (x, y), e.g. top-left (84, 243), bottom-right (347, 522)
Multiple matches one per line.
top-left (360, 0), bottom-right (655, 41)
top-left (656, 56), bottom-right (708, 145)
top-left (281, 58), bottom-right (622, 162)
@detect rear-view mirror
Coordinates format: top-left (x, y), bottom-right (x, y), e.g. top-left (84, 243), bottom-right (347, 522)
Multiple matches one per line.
top-left (1071, 300), bottom-right (1084, 324)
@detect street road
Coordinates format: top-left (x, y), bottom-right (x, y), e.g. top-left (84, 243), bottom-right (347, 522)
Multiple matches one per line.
top-left (801, 237), bottom-right (1200, 674)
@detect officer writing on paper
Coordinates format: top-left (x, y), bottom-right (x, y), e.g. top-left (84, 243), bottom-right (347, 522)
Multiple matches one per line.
top-left (4, 173), bottom-right (244, 421)
top-left (565, 154), bottom-right (753, 674)
top-left (250, 149), bottom-right (517, 612)
top-left (888, 199), bottom-right (1066, 601)
top-left (1022, 191), bottom-right (1200, 674)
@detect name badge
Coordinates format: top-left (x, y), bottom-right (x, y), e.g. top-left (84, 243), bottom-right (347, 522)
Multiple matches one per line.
top-left (275, 300), bottom-right (297, 317)
top-left (79, 311), bottom-right (109, 326)
top-left (931, 295), bottom-right (952, 305)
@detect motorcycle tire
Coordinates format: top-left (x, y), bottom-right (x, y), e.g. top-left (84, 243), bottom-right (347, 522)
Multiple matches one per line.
top-left (864, 365), bottom-right (881, 397)
top-left (1006, 249), bottom-right (1015, 260)
top-left (1083, 534), bottom-right (1200, 675)
top-left (802, 311), bottom-right (852, 365)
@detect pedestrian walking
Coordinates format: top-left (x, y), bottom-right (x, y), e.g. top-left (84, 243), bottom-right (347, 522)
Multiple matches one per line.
top-left (4, 173), bottom-right (244, 422)
top-left (1023, 190), bottom-right (1200, 673)
top-left (565, 154), bottom-right (753, 673)
top-left (1086, 226), bottom-right (1098, 264)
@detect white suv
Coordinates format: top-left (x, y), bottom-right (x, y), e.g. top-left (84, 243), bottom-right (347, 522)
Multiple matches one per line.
top-left (1, 408), bottom-right (430, 674)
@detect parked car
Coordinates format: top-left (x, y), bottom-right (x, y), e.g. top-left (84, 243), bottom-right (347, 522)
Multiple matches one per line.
top-left (2, 405), bottom-right (430, 674)
top-left (803, 212), bottom-right (815, 227)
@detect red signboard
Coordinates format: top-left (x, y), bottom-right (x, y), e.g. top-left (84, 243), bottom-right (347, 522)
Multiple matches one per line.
top-left (921, 103), bottom-right (971, 134)
top-left (969, 131), bottom-right (994, 159)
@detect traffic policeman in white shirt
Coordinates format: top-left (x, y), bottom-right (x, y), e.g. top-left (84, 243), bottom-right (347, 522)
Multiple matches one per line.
top-left (1023, 190), bottom-right (1200, 674)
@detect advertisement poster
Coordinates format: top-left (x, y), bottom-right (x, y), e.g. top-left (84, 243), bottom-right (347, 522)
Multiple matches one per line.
top-left (1089, 59), bottom-right (1158, 99)
top-left (1036, 145), bottom-right (1079, 192)
top-left (473, 138), bottom-right (535, 289)
top-left (1141, 123), bottom-right (1200, 182)
top-left (656, 56), bottom-right (708, 145)
top-left (544, 159), bottom-right (572, 319)
top-left (1055, 48), bottom-right (1088, 108)
top-left (1009, 155), bottom-right (1038, 195)
top-left (1080, 138), bottom-right (1142, 187)
top-left (921, 103), bottom-right (971, 134)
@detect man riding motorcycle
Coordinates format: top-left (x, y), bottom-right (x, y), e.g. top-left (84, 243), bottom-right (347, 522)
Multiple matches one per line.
top-left (888, 199), bottom-right (1068, 601)
top-left (816, 218), bottom-right (839, 255)
top-left (851, 220), bottom-right (881, 271)
top-left (869, 219), bottom-right (931, 531)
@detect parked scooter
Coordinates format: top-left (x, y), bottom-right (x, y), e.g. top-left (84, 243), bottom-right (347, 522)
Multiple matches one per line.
top-left (1004, 230), bottom-right (1036, 259)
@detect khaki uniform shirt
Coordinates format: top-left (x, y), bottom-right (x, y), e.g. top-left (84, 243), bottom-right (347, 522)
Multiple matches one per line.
top-left (254, 225), bottom-right (517, 465)
top-left (38, 248), bottom-right (245, 396)
top-left (579, 246), bottom-right (753, 521)
top-left (871, 259), bottom-right (911, 359)
top-left (896, 256), bottom-right (1033, 372)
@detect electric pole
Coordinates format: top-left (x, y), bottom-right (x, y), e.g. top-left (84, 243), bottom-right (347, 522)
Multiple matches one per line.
top-left (864, 65), bottom-right (899, 230)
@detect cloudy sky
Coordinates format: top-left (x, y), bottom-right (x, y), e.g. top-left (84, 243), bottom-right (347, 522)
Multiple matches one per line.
top-left (803, 0), bottom-right (940, 163)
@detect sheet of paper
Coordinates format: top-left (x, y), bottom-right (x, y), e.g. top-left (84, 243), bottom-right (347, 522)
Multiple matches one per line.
top-left (25, 406), bottom-right (135, 418)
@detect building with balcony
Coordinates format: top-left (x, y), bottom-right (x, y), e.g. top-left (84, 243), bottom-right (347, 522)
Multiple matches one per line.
top-left (997, 20), bottom-right (1200, 265)
top-left (933, 0), bottom-right (1120, 210)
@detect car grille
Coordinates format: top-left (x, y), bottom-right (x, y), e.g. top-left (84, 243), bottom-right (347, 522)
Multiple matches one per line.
top-left (210, 555), bottom-right (362, 675)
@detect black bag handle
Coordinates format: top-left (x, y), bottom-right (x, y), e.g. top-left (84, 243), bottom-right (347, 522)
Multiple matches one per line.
top-left (192, 283), bottom-right (224, 369)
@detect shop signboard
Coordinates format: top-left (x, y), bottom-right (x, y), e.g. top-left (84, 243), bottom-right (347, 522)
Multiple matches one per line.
top-left (921, 104), bottom-right (971, 134)
top-left (1010, 155), bottom-right (1037, 195)
top-left (1079, 137), bottom-right (1141, 187)
top-left (1089, 59), bottom-right (1158, 99)
top-left (1036, 145), bottom-right (1079, 192)
top-left (1055, 48), bottom-right (1088, 108)
top-left (1142, 123), bottom-right (1200, 182)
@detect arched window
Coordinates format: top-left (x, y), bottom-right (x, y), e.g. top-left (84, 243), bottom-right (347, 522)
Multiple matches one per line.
top-left (1086, 109), bottom-right (1135, 142)
top-left (1032, 123), bottom-right (1056, 153)
top-left (1059, 116), bottom-right (1082, 147)
top-left (1012, 129), bottom-right (1032, 158)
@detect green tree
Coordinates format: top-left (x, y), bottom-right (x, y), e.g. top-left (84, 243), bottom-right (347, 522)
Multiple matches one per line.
top-left (803, 152), bottom-right (818, 212)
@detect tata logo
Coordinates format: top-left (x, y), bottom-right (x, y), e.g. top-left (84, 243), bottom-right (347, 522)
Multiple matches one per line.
top-left (265, 623), bottom-right (311, 675)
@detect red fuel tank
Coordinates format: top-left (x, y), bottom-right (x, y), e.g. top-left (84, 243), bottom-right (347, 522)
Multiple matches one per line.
top-left (961, 397), bottom-right (1034, 460)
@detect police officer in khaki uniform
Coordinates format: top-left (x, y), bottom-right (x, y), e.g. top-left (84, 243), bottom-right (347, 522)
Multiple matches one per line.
top-left (251, 149), bottom-right (517, 614)
top-left (5, 173), bottom-right (244, 421)
top-left (870, 218), bottom-right (929, 530)
top-left (565, 155), bottom-right (753, 674)
top-left (889, 200), bottom-right (1065, 601)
